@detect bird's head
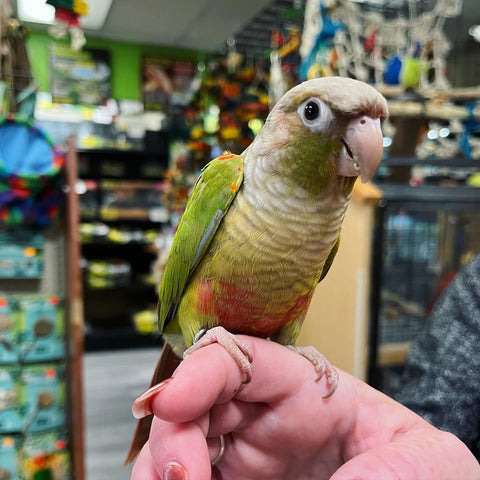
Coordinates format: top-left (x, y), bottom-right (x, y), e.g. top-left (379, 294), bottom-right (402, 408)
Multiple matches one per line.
top-left (253, 77), bottom-right (388, 194)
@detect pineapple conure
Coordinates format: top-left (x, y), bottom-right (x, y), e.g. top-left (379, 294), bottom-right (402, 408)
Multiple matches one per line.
top-left (126, 76), bottom-right (388, 463)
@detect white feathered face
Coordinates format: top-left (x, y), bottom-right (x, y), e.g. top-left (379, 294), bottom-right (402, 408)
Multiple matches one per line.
top-left (287, 79), bottom-right (388, 184)
top-left (247, 77), bottom-right (388, 191)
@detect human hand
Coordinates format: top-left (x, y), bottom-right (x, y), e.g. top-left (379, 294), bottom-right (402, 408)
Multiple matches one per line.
top-left (130, 336), bottom-right (480, 480)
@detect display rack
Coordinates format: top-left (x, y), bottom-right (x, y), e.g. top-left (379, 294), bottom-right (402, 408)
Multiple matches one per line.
top-left (0, 136), bottom-right (84, 480)
top-left (76, 145), bottom-right (169, 351)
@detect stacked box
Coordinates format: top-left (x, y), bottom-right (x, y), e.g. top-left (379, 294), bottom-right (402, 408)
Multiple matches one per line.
top-left (17, 430), bottom-right (70, 480)
top-left (86, 258), bottom-right (132, 289)
top-left (0, 232), bottom-right (44, 279)
top-left (0, 298), bottom-right (19, 364)
top-left (19, 364), bottom-right (66, 434)
top-left (17, 296), bottom-right (65, 364)
top-left (0, 229), bottom-right (70, 479)
top-left (0, 295), bottom-right (65, 366)
top-left (0, 367), bottom-right (22, 434)
top-left (0, 436), bottom-right (19, 480)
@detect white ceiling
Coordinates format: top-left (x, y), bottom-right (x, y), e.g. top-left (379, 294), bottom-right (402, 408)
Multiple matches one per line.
top-left (14, 0), bottom-right (480, 58)
top-left (19, 0), bottom-right (273, 52)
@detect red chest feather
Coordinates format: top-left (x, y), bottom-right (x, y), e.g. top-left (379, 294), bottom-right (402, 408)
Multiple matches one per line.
top-left (197, 279), bottom-right (311, 338)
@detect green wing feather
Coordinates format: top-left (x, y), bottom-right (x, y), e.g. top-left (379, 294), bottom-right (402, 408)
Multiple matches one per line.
top-left (158, 152), bottom-right (244, 332)
top-left (318, 236), bottom-right (340, 283)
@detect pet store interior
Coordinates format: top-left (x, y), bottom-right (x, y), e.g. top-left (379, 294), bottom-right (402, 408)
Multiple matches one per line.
top-left (0, 0), bottom-right (480, 478)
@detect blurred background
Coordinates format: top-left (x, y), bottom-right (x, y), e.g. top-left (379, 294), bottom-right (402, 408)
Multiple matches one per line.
top-left (0, 0), bottom-right (479, 478)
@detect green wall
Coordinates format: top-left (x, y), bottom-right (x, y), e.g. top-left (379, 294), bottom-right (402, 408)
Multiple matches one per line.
top-left (26, 30), bottom-right (203, 101)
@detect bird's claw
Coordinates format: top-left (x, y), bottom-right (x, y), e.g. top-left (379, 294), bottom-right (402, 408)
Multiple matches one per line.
top-left (184, 326), bottom-right (253, 383)
top-left (288, 345), bottom-right (338, 398)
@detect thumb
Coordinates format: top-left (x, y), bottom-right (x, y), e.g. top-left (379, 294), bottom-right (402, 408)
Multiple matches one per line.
top-left (331, 430), bottom-right (480, 480)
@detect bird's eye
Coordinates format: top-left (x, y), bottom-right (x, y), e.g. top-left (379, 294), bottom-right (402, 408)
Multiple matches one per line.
top-left (304, 101), bottom-right (320, 121)
top-left (297, 97), bottom-right (332, 132)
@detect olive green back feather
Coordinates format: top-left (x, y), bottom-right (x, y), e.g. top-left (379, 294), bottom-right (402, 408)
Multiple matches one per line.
top-left (158, 152), bottom-right (244, 332)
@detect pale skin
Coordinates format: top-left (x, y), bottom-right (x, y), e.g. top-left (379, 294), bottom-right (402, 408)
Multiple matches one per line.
top-left (130, 336), bottom-right (480, 480)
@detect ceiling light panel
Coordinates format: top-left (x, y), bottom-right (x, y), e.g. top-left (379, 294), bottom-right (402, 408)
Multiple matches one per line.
top-left (17, 0), bottom-right (113, 30)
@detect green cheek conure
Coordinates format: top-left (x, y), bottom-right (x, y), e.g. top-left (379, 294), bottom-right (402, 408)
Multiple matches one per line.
top-left (126, 76), bottom-right (388, 463)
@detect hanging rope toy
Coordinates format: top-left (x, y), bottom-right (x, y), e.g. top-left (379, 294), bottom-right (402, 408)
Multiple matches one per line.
top-left (47, 0), bottom-right (89, 50)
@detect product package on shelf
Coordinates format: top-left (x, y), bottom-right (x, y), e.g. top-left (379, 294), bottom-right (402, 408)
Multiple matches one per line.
top-left (99, 180), bottom-right (169, 222)
top-left (0, 231), bottom-right (45, 279)
top-left (19, 363), bottom-right (66, 434)
top-left (0, 367), bottom-right (22, 434)
top-left (0, 299), bottom-right (20, 364)
top-left (78, 180), bottom-right (98, 219)
top-left (17, 429), bottom-right (70, 480)
top-left (86, 259), bottom-right (131, 289)
top-left (17, 296), bottom-right (65, 364)
top-left (0, 365), bottom-right (69, 478)
top-left (0, 430), bottom-right (71, 480)
top-left (0, 294), bottom-right (65, 365)
top-left (0, 436), bottom-right (19, 480)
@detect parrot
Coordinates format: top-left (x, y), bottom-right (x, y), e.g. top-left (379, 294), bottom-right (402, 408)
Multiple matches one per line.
top-left (126, 76), bottom-right (388, 464)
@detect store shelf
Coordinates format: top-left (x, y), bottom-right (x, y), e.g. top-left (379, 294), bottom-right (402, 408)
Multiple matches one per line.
top-left (378, 184), bottom-right (480, 204)
top-left (99, 209), bottom-right (168, 223)
top-left (78, 147), bottom-right (169, 350)
top-left (383, 156), bottom-right (480, 168)
top-left (84, 283), bottom-right (156, 295)
top-left (83, 214), bottom-right (168, 224)
top-left (387, 100), bottom-right (480, 120)
top-left (77, 143), bottom-right (169, 181)
top-left (379, 85), bottom-right (480, 101)
top-left (84, 325), bottom-right (163, 351)
top-left (80, 217), bottom-right (169, 229)
top-left (77, 147), bottom-right (165, 157)
top-left (0, 136), bottom-right (86, 480)
top-left (81, 241), bottom-right (157, 252)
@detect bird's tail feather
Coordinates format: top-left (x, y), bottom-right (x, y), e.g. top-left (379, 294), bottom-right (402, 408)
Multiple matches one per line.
top-left (125, 343), bottom-right (182, 465)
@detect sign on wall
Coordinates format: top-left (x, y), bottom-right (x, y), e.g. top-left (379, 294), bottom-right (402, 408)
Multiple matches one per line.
top-left (142, 56), bottom-right (196, 112)
top-left (49, 43), bottom-right (111, 105)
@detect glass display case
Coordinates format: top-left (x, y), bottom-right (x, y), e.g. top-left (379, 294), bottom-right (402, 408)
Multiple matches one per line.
top-left (368, 184), bottom-right (480, 394)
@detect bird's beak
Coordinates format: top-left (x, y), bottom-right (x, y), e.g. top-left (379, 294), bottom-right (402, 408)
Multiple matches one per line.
top-left (337, 116), bottom-right (384, 183)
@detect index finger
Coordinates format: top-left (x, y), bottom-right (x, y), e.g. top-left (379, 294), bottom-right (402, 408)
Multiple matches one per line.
top-left (148, 336), bottom-right (328, 424)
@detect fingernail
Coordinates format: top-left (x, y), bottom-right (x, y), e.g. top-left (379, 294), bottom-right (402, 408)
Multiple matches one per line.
top-left (163, 461), bottom-right (188, 480)
top-left (131, 378), bottom-right (173, 419)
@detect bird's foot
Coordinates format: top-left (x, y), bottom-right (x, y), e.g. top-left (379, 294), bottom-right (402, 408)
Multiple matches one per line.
top-left (288, 345), bottom-right (338, 398)
top-left (184, 326), bottom-right (253, 383)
